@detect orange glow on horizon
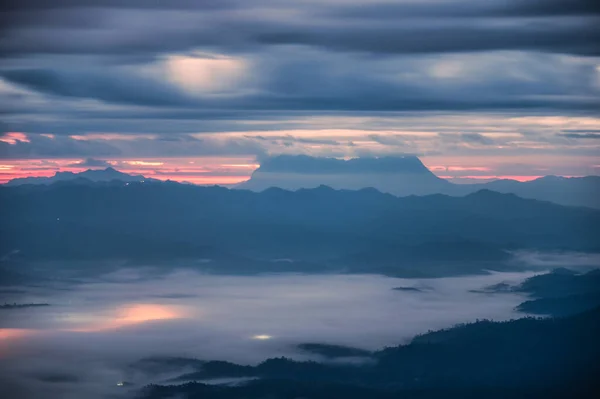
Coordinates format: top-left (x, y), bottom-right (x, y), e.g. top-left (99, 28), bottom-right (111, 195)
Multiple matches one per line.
top-left (429, 165), bottom-right (492, 172)
top-left (149, 174), bottom-right (250, 185)
top-left (437, 175), bottom-right (545, 182)
top-left (0, 156), bottom-right (594, 185)
top-left (0, 157), bottom-right (258, 184)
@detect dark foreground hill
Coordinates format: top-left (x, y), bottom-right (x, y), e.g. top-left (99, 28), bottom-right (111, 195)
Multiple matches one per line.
top-left (514, 269), bottom-right (600, 316)
top-left (139, 307), bottom-right (600, 399)
top-left (1, 181), bottom-right (598, 276)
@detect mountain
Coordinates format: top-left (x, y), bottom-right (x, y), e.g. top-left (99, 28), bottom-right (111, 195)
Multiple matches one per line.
top-left (469, 268), bottom-right (600, 317)
top-left (236, 155), bottom-right (600, 208)
top-left (514, 269), bottom-right (600, 317)
top-left (1, 182), bottom-right (598, 274)
top-left (237, 155), bottom-right (452, 196)
top-left (5, 158), bottom-right (600, 208)
top-left (517, 268), bottom-right (600, 298)
top-left (5, 167), bottom-right (158, 186)
top-left (463, 175), bottom-right (600, 209)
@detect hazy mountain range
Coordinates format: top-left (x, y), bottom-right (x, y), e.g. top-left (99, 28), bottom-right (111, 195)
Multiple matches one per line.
top-left (238, 155), bottom-right (600, 209)
top-left (1, 180), bottom-right (598, 276)
top-left (2, 155), bottom-right (598, 276)
top-left (5, 156), bottom-right (599, 208)
top-left (5, 167), bottom-right (158, 186)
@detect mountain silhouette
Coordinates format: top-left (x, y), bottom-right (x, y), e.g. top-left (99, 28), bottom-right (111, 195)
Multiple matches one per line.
top-left (1, 182), bottom-right (598, 273)
top-left (140, 307), bottom-right (600, 399)
top-left (5, 167), bottom-right (158, 186)
top-left (236, 155), bottom-right (600, 208)
top-left (5, 157), bottom-right (600, 208)
top-left (238, 155), bottom-right (451, 196)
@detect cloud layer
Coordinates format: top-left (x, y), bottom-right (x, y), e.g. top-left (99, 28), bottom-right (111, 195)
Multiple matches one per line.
top-left (0, 268), bottom-right (535, 398)
top-left (0, 0), bottom-right (599, 181)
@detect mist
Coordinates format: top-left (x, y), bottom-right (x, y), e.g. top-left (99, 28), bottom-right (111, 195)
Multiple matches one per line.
top-left (0, 266), bottom-right (542, 399)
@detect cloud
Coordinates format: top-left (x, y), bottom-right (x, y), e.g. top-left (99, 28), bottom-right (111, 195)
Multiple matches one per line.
top-left (67, 158), bottom-right (112, 168)
top-left (460, 133), bottom-right (496, 145)
top-left (438, 133), bottom-right (497, 147)
top-left (559, 131), bottom-right (600, 139)
top-left (3, 49), bottom-right (598, 116)
top-left (327, 0), bottom-right (600, 19)
top-left (0, 1), bottom-right (598, 174)
top-left (0, 134), bottom-right (120, 159)
top-left (2, 1), bottom-right (599, 57)
top-left (1, 68), bottom-right (194, 106)
top-left (250, 135), bottom-right (342, 147)
top-left (0, 133), bottom-right (266, 159)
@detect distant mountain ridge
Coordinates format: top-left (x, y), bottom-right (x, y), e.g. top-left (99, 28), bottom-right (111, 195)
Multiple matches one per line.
top-left (1, 182), bottom-right (598, 274)
top-left (257, 155), bottom-right (438, 175)
top-left (5, 167), bottom-right (157, 186)
top-left (238, 155), bottom-right (451, 196)
top-left (4, 157), bottom-right (600, 208)
top-left (237, 155), bottom-right (600, 208)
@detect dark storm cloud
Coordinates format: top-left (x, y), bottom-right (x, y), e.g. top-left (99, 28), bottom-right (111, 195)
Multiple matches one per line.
top-left (1, 0), bottom-right (234, 10)
top-left (559, 132), bottom-right (600, 139)
top-left (0, 133), bottom-right (266, 159)
top-left (1, 68), bottom-right (192, 106)
top-left (2, 51), bottom-right (597, 117)
top-left (2, 20), bottom-right (599, 58)
top-left (459, 133), bottom-right (496, 145)
top-left (0, 0), bottom-right (599, 153)
top-left (369, 135), bottom-right (409, 147)
top-left (0, 134), bottom-right (120, 159)
top-left (1, 1), bottom-right (599, 57)
top-left (250, 135), bottom-right (341, 146)
top-left (5, 0), bottom-right (599, 15)
top-left (255, 21), bottom-right (600, 56)
top-left (329, 0), bottom-right (600, 19)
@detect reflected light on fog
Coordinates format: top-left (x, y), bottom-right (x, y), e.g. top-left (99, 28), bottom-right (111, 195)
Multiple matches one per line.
top-left (0, 329), bottom-right (37, 358)
top-left (251, 334), bottom-right (273, 340)
top-left (0, 328), bottom-right (36, 341)
top-left (65, 303), bottom-right (186, 332)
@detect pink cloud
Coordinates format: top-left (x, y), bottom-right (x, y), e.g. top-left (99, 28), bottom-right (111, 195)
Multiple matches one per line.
top-left (0, 132), bottom-right (30, 145)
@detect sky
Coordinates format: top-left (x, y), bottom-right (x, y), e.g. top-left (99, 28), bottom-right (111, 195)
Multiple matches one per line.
top-left (0, 0), bottom-right (599, 184)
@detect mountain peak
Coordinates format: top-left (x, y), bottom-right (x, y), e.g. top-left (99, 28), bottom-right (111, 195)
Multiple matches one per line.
top-left (5, 167), bottom-right (155, 186)
top-left (237, 155), bottom-right (448, 195)
top-left (80, 167), bottom-right (128, 178)
top-left (256, 155), bottom-right (431, 175)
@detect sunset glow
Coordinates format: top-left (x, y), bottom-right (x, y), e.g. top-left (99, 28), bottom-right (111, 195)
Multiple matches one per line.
top-left (0, 132), bottom-right (29, 144)
top-left (0, 152), bottom-right (596, 185)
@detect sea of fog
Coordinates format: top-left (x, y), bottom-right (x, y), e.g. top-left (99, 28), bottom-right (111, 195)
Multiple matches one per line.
top-left (0, 268), bottom-right (548, 399)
